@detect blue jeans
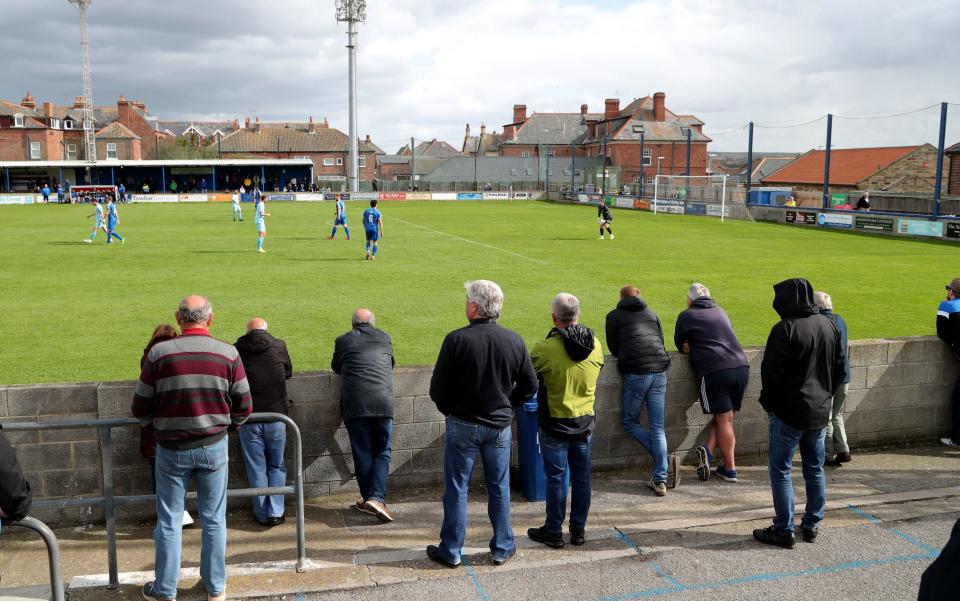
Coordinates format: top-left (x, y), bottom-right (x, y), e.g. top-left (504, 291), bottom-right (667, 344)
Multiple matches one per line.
top-left (345, 417), bottom-right (393, 503)
top-left (621, 371), bottom-right (668, 483)
top-left (539, 429), bottom-right (592, 533)
top-left (767, 414), bottom-right (826, 534)
top-left (437, 416), bottom-right (513, 564)
top-left (153, 436), bottom-right (228, 599)
top-left (238, 422), bottom-right (287, 522)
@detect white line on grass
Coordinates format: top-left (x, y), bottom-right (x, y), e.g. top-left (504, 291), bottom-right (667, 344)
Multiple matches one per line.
top-left (391, 216), bottom-right (548, 265)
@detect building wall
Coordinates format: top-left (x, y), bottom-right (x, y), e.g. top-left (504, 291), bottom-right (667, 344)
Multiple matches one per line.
top-left (116, 103), bottom-right (161, 160)
top-left (604, 142), bottom-right (709, 183)
top-left (946, 153), bottom-right (959, 196)
top-left (2, 336), bottom-right (955, 525)
top-left (0, 128), bottom-right (63, 161)
top-left (221, 151), bottom-right (377, 182)
top-left (859, 146), bottom-right (940, 193)
top-left (96, 138), bottom-right (142, 161)
top-left (379, 162), bottom-right (411, 180)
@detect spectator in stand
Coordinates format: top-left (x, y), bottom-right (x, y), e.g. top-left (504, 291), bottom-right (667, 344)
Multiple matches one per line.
top-left (427, 280), bottom-right (538, 568)
top-left (118, 182), bottom-right (127, 204)
top-left (0, 426), bottom-right (32, 537)
top-left (527, 293), bottom-right (604, 549)
top-left (784, 196), bottom-right (797, 207)
top-left (754, 278), bottom-right (845, 549)
top-left (200, 178), bottom-right (208, 193)
top-left (142, 182), bottom-right (150, 194)
top-left (41, 183), bottom-right (51, 203)
top-left (169, 180), bottom-right (178, 194)
top-left (606, 285), bottom-right (677, 496)
top-left (332, 308), bottom-right (396, 523)
top-left (133, 295), bottom-right (252, 601)
top-left (57, 182), bottom-right (65, 203)
top-left (937, 278), bottom-right (960, 447)
top-left (674, 283), bottom-right (750, 483)
top-left (235, 317), bottom-right (293, 527)
top-left (856, 192), bottom-right (871, 211)
top-left (814, 291), bottom-right (852, 466)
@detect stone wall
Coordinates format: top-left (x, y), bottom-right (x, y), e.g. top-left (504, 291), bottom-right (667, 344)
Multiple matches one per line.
top-left (1, 337), bottom-right (956, 524)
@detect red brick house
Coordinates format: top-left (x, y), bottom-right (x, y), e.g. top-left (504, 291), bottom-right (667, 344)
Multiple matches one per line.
top-left (395, 139), bottom-right (461, 158)
top-left (947, 142), bottom-right (960, 196)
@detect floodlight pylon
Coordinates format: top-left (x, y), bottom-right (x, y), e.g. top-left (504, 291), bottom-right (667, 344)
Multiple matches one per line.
top-left (336, 1), bottom-right (365, 192)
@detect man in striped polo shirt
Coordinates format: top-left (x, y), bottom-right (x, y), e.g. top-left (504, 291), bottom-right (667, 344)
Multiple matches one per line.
top-left (133, 295), bottom-right (252, 601)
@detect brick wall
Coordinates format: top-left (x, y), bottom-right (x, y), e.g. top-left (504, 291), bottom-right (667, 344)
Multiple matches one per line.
top-left (0, 128), bottom-right (64, 161)
top-left (1, 336), bottom-right (956, 525)
top-left (947, 153), bottom-right (959, 196)
top-left (96, 138), bottom-right (142, 161)
top-left (859, 146), bottom-right (940, 193)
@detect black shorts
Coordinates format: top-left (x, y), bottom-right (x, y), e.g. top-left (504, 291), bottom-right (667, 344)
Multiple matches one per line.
top-left (699, 366), bottom-right (749, 415)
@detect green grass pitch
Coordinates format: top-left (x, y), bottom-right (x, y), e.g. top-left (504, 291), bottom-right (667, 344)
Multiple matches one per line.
top-left (0, 200), bottom-right (952, 385)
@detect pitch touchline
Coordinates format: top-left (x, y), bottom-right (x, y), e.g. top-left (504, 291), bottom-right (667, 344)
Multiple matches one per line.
top-left (391, 216), bottom-right (548, 265)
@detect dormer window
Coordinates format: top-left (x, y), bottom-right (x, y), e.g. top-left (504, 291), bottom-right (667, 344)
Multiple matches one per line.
top-left (50, 118), bottom-right (61, 129)
top-left (64, 119), bottom-right (75, 130)
top-left (13, 114), bottom-right (24, 127)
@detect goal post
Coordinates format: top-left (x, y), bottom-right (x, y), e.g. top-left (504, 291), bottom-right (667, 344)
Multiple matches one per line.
top-left (652, 174), bottom-right (751, 221)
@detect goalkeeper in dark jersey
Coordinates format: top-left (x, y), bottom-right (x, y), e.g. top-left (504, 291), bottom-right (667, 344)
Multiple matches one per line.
top-left (597, 199), bottom-right (614, 239)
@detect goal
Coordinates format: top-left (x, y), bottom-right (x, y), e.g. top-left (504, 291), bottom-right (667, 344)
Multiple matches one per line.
top-left (652, 175), bottom-right (751, 221)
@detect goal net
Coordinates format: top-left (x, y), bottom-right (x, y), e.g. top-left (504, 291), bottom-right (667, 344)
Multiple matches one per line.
top-left (652, 175), bottom-right (751, 221)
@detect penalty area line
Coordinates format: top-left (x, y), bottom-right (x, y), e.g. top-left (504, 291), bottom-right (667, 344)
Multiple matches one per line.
top-left (391, 216), bottom-right (548, 265)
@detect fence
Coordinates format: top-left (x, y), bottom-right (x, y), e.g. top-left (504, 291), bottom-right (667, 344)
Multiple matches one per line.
top-left (4, 517), bottom-right (65, 601)
top-left (2, 412), bottom-right (306, 590)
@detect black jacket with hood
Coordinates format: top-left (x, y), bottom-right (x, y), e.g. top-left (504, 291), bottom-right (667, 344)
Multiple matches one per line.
top-left (331, 324), bottom-right (396, 422)
top-left (759, 279), bottom-right (846, 430)
top-left (605, 295), bottom-right (671, 374)
top-left (234, 329), bottom-right (293, 414)
top-left (0, 426), bottom-right (32, 522)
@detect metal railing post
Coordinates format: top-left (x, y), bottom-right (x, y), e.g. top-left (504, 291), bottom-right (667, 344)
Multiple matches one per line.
top-left (9, 517), bottom-right (66, 601)
top-left (99, 425), bottom-right (120, 589)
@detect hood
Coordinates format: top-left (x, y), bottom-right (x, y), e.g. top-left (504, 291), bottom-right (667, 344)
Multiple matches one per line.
top-left (616, 295), bottom-right (647, 312)
top-left (549, 324), bottom-right (596, 362)
top-left (772, 278), bottom-right (818, 319)
top-left (235, 329), bottom-right (275, 355)
top-left (690, 297), bottom-right (716, 309)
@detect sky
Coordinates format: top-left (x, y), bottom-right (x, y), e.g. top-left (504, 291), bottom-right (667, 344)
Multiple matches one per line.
top-left (2, 0), bottom-right (959, 153)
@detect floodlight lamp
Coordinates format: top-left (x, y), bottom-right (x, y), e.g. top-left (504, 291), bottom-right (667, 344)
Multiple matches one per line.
top-left (336, 0), bottom-right (366, 22)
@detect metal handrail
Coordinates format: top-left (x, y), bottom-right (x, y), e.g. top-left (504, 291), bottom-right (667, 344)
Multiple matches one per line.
top-left (3, 412), bottom-right (306, 589)
top-left (5, 516), bottom-right (66, 601)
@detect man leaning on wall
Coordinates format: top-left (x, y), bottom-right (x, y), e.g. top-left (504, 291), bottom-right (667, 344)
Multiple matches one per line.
top-left (937, 278), bottom-right (960, 447)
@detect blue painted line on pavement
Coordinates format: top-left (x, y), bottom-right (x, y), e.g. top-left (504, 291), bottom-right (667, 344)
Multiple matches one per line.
top-left (613, 528), bottom-right (683, 591)
top-left (461, 556), bottom-right (491, 601)
top-left (847, 504), bottom-right (941, 555)
top-left (847, 505), bottom-right (882, 523)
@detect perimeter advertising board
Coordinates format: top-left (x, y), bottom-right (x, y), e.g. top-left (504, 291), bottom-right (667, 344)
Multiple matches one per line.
top-left (615, 197), bottom-right (634, 209)
top-left (457, 193), bottom-right (483, 200)
top-left (706, 204), bottom-right (730, 217)
top-left (896, 219), bottom-right (944, 238)
top-left (513, 192), bottom-right (530, 199)
top-left (178, 193), bottom-right (208, 203)
top-left (633, 199), bottom-right (650, 211)
top-left (352, 192), bottom-right (379, 201)
top-left (946, 222), bottom-right (960, 239)
top-left (484, 192), bottom-right (509, 200)
top-left (295, 193), bottom-right (326, 201)
top-left (266, 193), bottom-right (296, 202)
top-left (379, 192), bottom-right (406, 200)
top-left (817, 213), bottom-right (853, 229)
top-left (406, 192), bottom-right (431, 200)
top-left (854, 216), bottom-right (894, 232)
top-left (0, 195), bottom-right (35, 204)
top-left (686, 203), bottom-right (706, 215)
top-left (432, 192), bottom-right (458, 200)
top-left (785, 210), bottom-right (817, 225)
top-left (130, 194), bottom-right (178, 203)
top-left (207, 193), bottom-right (233, 202)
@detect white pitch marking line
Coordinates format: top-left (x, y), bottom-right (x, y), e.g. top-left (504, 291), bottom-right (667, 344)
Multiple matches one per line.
top-left (391, 216), bottom-right (548, 265)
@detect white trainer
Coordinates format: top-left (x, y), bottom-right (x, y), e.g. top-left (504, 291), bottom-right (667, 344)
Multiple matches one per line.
top-left (182, 511), bottom-right (194, 527)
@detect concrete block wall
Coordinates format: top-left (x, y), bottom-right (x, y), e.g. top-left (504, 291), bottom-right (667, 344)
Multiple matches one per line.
top-left (1, 336), bottom-right (956, 525)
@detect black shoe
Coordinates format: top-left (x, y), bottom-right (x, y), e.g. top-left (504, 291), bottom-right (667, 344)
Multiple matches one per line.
top-left (266, 516), bottom-right (285, 526)
top-left (528, 526), bottom-right (565, 549)
top-left (802, 527), bottom-right (818, 543)
top-left (491, 547), bottom-right (516, 566)
top-left (570, 528), bottom-right (586, 546)
top-left (753, 526), bottom-right (795, 549)
top-left (426, 544), bottom-right (461, 568)
top-left (823, 457), bottom-right (842, 467)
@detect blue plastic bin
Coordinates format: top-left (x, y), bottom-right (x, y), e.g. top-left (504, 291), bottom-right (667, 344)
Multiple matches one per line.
top-left (515, 394), bottom-right (570, 502)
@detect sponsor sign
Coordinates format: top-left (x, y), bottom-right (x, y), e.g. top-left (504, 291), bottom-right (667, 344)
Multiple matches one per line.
top-left (379, 192), bottom-right (406, 201)
top-left (207, 193), bottom-right (233, 203)
top-left (295, 193), bottom-right (326, 201)
top-left (266, 193), bottom-right (296, 202)
top-left (577, 194), bottom-right (590, 204)
top-left (615, 197), bottom-right (634, 209)
top-left (831, 193), bottom-right (848, 208)
top-left (945, 222), bottom-right (960, 239)
top-left (178, 193), bottom-right (208, 203)
top-left (706, 204), bottom-right (730, 217)
top-left (0, 195), bottom-right (35, 205)
top-left (897, 219), bottom-right (944, 238)
top-left (431, 192), bottom-right (458, 201)
top-left (130, 194), bottom-right (178, 203)
top-left (657, 205), bottom-right (685, 214)
top-left (406, 192), bottom-right (431, 200)
top-left (785, 210), bottom-right (817, 225)
top-left (602, 195), bottom-right (617, 205)
top-left (484, 192), bottom-right (510, 200)
top-left (458, 192), bottom-right (483, 200)
top-left (352, 192), bottom-right (379, 201)
top-left (686, 203), bottom-right (707, 216)
top-left (817, 212), bottom-right (853, 229)
top-left (512, 192), bottom-right (530, 199)
top-left (633, 199), bottom-right (650, 211)
top-left (324, 193), bottom-right (340, 201)
top-left (854, 215), bottom-right (894, 232)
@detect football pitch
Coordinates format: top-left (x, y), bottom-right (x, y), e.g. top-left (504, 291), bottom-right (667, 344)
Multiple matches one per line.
top-left (0, 200), bottom-right (953, 385)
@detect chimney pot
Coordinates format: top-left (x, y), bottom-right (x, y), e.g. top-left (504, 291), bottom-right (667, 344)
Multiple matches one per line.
top-left (581, 104), bottom-right (588, 116)
top-left (21, 92), bottom-right (36, 110)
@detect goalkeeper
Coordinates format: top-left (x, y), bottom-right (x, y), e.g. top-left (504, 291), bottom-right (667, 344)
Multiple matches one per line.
top-left (597, 199), bottom-right (614, 240)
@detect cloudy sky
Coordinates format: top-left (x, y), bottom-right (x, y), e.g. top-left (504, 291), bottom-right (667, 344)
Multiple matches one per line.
top-left (3, 0), bottom-right (958, 152)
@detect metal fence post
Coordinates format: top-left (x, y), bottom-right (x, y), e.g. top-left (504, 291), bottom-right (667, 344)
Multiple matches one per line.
top-left (9, 517), bottom-right (66, 601)
top-left (99, 425), bottom-right (120, 589)
top-left (746, 122), bottom-right (754, 202)
top-left (822, 114), bottom-right (833, 209)
top-left (933, 102), bottom-right (948, 218)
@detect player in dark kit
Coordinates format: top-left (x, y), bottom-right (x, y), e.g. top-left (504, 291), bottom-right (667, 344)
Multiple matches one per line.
top-left (598, 200), bottom-right (614, 240)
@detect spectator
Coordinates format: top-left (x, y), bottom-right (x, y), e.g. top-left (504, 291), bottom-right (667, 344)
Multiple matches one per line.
top-left (142, 182), bottom-right (150, 194)
top-left (41, 183), bottom-right (50, 203)
top-left (332, 308), bottom-right (396, 523)
top-left (605, 285), bottom-right (677, 496)
top-left (427, 280), bottom-right (538, 568)
top-left (856, 192), bottom-right (871, 211)
top-left (200, 178), bottom-right (208, 193)
top-left (235, 318), bottom-right (293, 527)
top-left (118, 182), bottom-right (126, 203)
top-left (937, 278), bottom-right (960, 447)
top-left (170, 180), bottom-right (178, 194)
top-left (815, 291), bottom-right (852, 466)
top-left (133, 295), bottom-right (252, 601)
top-left (753, 278), bottom-right (845, 549)
top-left (917, 517), bottom-right (960, 600)
top-left (0, 426), bottom-right (32, 537)
top-left (527, 293), bottom-right (604, 549)
top-left (674, 283), bottom-right (750, 483)
top-left (57, 182), bottom-right (65, 204)
top-left (784, 196), bottom-right (797, 207)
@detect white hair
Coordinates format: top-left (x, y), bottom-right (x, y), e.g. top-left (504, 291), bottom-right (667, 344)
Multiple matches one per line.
top-left (813, 291), bottom-right (833, 311)
top-left (177, 297), bottom-right (212, 324)
top-left (687, 282), bottom-right (711, 301)
top-left (352, 309), bottom-right (375, 327)
top-left (465, 280), bottom-right (503, 319)
top-left (551, 292), bottom-right (580, 324)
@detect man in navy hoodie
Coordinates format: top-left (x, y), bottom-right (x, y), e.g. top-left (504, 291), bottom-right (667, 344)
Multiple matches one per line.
top-left (938, 278), bottom-right (960, 447)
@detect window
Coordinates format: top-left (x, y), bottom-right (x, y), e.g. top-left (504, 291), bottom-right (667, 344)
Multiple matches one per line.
top-left (680, 127), bottom-right (691, 137)
top-left (106, 142), bottom-right (118, 159)
top-left (548, 149), bottom-right (556, 157)
top-left (30, 141), bottom-right (41, 159)
top-left (632, 124), bottom-right (644, 133)
top-left (521, 150), bottom-right (530, 158)
top-left (336, 157), bottom-right (343, 166)
top-left (83, 119), bottom-right (94, 131)
top-left (13, 114), bottom-right (24, 127)
top-left (358, 156), bottom-right (366, 167)
top-left (322, 158), bottom-right (335, 166)
top-left (563, 168), bottom-right (572, 176)
top-left (509, 169), bottom-right (518, 176)
top-left (67, 144), bottom-right (77, 159)
top-left (525, 168), bottom-right (534, 176)
top-left (63, 119), bottom-right (74, 130)
top-left (643, 148), bottom-right (652, 166)
top-left (50, 118), bottom-right (60, 129)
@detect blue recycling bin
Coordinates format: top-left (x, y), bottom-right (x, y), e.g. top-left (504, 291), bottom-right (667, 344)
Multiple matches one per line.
top-left (515, 394), bottom-right (570, 502)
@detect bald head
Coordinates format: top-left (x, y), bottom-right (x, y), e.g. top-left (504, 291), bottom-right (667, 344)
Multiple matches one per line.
top-left (352, 308), bottom-right (375, 328)
top-left (246, 317), bottom-right (268, 332)
top-left (176, 295), bottom-right (213, 329)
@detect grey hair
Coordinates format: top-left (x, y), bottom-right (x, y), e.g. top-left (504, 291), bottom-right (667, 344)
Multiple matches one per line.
top-left (465, 280), bottom-right (503, 319)
top-left (552, 292), bottom-right (580, 324)
top-left (177, 297), bottom-right (212, 325)
top-left (813, 291), bottom-right (833, 311)
top-left (688, 282), bottom-right (711, 301)
top-left (352, 309), bottom-right (376, 327)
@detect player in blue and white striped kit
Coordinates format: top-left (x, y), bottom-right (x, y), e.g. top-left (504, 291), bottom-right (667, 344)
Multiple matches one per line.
top-left (326, 196), bottom-right (350, 240)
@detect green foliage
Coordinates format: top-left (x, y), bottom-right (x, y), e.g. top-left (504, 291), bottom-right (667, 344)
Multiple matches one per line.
top-left (157, 136), bottom-right (219, 160)
top-left (0, 201), bottom-right (948, 384)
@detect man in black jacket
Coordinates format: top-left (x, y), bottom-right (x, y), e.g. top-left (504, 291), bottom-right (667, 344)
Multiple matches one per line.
top-left (1, 426), bottom-right (32, 536)
top-left (753, 278), bottom-right (845, 549)
top-left (332, 308), bottom-right (396, 523)
top-left (605, 285), bottom-right (677, 496)
top-left (427, 280), bottom-right (538, 568)
top-left (936, 278), bottom-right (960, 447)
top-left (597, 200), bottom-right (614, 239)
top-left (235, 317), bottom-right (293, 527)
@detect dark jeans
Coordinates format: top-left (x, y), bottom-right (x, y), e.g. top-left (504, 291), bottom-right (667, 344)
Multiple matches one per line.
top-left (345, 417), bottom-right (393, 503)
top-left (952, 377), bottom-right (960, 443)
top-left (539, 429), bottom-right (592, 533)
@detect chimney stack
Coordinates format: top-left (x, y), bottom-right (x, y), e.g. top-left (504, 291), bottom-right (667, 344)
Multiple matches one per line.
top-left (254, 116), bottom-right (261, 133)
top-left (480, 122), bottom-right (486, 135)
top-left (604, 98), bottom-right (620, 120)
top-left (465, 123), bottom-right (471, 138)
top-left (308, 115), bottom-right (316, 134)
top-left (653, 92), bottom-right (666, 122)
top-left (321, 117), bottom-right (329, 128)
top-left (232, 119), bottom-right (239, 131)
top-left (513, 104), bottom-right (527, 124)
top-left (74, 96), bottom-right (86, 109)
top-left (244, 116), bottom-right (251, 129)
top-left (43, 101), bottom-right (54, 118)
top-left (133, 100), bottom-right (147, 113)
top-left (365, 133), bottom-right (372, 144)
top-left (20, 92), bottom-right (36, 110)
top-left (581, 104), bottom-right (588, 116)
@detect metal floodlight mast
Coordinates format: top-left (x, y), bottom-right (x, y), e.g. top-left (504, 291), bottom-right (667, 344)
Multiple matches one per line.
top-left (68, 0), bottom-right (97, 164)
top-left (336, 0), bottom-right (366, 192)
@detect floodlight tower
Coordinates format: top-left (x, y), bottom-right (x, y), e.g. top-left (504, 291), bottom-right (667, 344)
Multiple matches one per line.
top-left (336, 0), bottom-right (365, 192)
top-left (68, 0), bottom-right (97, 163)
